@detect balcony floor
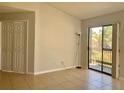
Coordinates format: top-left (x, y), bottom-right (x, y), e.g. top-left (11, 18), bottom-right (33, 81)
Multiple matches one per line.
top-left (89, 63), bottom-right (112, 74)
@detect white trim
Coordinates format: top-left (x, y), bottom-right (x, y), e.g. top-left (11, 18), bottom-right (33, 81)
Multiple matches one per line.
top-left (119, 77), bottom-right (124, 81)
top-left (2, 66), bottom-right (76, 75)
top-left (2, 70), bottom-right (25, 74)
top-left (2, 70), bottom-right (13, 73)
top-left (115, 23), bottom-right (120, 79)
top-left (0, 22), bottom-right (1, 70)
top-left (26, 20), bottom-right (29, 74)
top-left (34, 66), bottom-right (75, 75)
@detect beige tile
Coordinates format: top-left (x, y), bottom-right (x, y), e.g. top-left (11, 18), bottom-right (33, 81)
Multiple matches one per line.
top-left (0, 69), bottom-right (124, 90)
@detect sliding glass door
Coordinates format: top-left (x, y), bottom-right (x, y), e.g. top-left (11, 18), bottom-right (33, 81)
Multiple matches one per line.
top-left (88, 25), bottom-right (112, 75)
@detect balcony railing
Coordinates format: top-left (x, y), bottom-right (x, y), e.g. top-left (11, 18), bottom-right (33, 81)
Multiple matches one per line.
top-left (89, 48), bottom-right (112, 74)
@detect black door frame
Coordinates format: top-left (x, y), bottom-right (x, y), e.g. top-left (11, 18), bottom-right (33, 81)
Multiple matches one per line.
top-left (88, 24), bottom-right (113, 76)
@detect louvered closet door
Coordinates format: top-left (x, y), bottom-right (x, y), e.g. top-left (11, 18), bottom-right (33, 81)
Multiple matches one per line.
top-left (13, 21), bottom-right (27, 73)
top-left (1, 21), bottom-right (14, 71)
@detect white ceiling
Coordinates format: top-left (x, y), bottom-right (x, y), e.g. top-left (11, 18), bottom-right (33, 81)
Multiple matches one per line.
top-left (49, 2), bottom-right (124, 20)
top-left (0, 6), bottom-right (30, 13)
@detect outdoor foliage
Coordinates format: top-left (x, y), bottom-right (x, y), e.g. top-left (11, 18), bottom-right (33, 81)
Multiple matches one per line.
top-left (90, 26), bottom-right (112, 64)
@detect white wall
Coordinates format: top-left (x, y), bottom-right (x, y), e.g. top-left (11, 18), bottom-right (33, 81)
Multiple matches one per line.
top-left (2, 3), bottom-right (81, 73)
top-left (34, 4), bottom-right (81, 73)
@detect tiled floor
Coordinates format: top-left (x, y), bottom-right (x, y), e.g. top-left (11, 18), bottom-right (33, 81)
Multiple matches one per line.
top-left (0, 68), bottom-right (124, 90)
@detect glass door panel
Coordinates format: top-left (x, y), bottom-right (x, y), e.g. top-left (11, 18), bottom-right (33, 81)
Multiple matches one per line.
top-left (89, 27), bottom-right (102, 71)
top-left (103, 26), bottom-right (112, 74)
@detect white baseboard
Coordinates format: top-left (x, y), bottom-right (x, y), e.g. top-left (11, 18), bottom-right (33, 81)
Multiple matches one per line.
top-left (2, 70), bottom-right (26, 74)
top-left (2, 70), bottom-right (13, 73)
top-left (1, 66), bottom-right (76, 75)
top-left (119, 77), bottom-right (124, 81)
top-left (34, 66), bottom-right (75, 75)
